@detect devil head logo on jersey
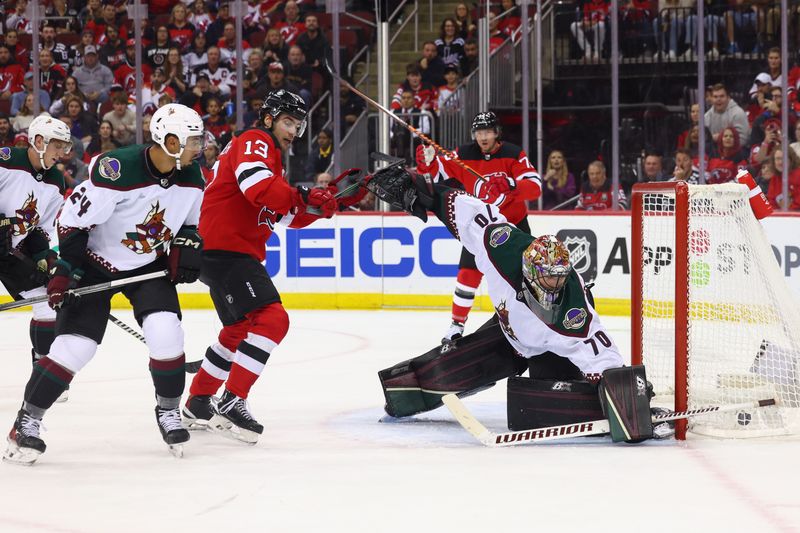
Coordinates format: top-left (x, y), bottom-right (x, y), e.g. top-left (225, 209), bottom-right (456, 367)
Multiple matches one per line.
top-left (258, 206), bottom-right (276, 230)
top-left (474, 171), bottom-right (512, 204)
top-left (121, 201), bottom-right (174, 254)
top-left (14, 192), bottom-right (40, 236)
top-left (495, 300), bottom-right (519, 342)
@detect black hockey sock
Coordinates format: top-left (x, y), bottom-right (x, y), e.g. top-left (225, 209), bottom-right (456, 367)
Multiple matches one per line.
top-left (24, 357), bottom-right (74, 412)
top-left (29, 319), bottom-right (56, 364)
top-left (149, 355), bottom-right (186, 400)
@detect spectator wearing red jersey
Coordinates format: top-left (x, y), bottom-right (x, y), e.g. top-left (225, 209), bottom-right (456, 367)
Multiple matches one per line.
top-left (169, 3), bottom-right (197, 53)
top-left (576, 160), bottom-right (628, 209)
top-left (0, 114), bottom-right (15, 147)
top-left (749, 120), bottom-right (780, 171)
top-left (570, 0), bottom-right (609, 60)
top-left (0, 46), bottom-right (25, 101)
top-left (274, 1), bottom-right (306, 47)
top-left (188, 0), bottom-right (214, 34)
top-left (218, 21), bottom-right (252, 67)
top-left (391, 63), bottom-right (437, 112)
top-left (766, 148), bottom-right (800, 210)
top-left (115, 39), bottom-right (154, 98)
top-left (203, 96), bottom-right (232, 144)
top-left (141, 67), bottom-right (177, 115)
top-left (498, 0), bottom-right (522, 37)
top-left (4, 30), bottom-right (30, 71)
top-left (6, 0), bottom-right (32, 34)
top-left (707, 127), bottom-right (748, 184)
top-left (85, 3), bottom-right (128, 46)
top-left (488, 12), bottom-right (510, 52)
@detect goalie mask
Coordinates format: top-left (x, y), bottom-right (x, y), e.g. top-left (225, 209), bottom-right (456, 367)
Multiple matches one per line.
top-left (150, 103), bottom-right (205, 170)
top-left (521, 235), bottom-right (572, 310)
top-left (28, 116), bottom-right (73, 170)
top-left (259, 89), bottom-right (307, 138)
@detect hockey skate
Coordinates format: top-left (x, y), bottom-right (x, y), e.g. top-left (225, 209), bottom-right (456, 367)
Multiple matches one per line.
top-left (155, 406), bottom-right (190, 458)
top-left (441, 321), bottom-right (465, 347)
top-left (3, 409), bottom-right (46, 466)
top-left (208, 390), bottom-right (264, 445)
top-left (182, 395), bottom-right (218, 430)
top-left (651, 407), bottom-right (676, 440)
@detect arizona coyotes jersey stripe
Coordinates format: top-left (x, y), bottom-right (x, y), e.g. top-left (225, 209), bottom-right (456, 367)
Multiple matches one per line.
top-left (449, 192), bottom-right (623, 378)
top-left (432, 141), bottom-right (541, 224)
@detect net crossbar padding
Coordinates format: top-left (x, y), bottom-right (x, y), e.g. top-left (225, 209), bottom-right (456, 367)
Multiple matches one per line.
top-left (632, 182), bottom-right (800, 439)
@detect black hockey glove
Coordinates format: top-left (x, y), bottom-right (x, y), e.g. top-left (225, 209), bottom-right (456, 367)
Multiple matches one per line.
top-left (29, 248), bottom-right (58, 286)
top-left (168, 227), bottom-right (203, 284)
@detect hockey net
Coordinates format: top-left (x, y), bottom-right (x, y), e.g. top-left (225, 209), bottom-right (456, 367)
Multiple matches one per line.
top-left (631, 182), bottom-right (800, 439)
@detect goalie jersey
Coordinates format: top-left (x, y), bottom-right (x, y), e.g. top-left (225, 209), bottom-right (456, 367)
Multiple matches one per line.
top-left (444, 191), bottom-right (623, 380)
top-left (58, 144), bottom-right (204, 273)
top-left (0, 146), bottom-right (65, 247)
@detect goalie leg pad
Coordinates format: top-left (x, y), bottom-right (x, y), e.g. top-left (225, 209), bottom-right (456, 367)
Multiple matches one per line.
top-left (379, 318), bottom-right (527, 417)
top-left (507, 377), bottom-right (604, 430)
top-left (599, 365), bottom-right (654, 443)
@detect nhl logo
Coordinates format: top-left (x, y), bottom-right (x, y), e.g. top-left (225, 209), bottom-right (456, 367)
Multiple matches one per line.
top-left (160, 178), bottom-right (170, 188)
top-left (98, 157), bottom-right (121, 181)
top-left (557, 229), bottom-right (598, 284)
top-left (225, 294), bottom-right (234, 304)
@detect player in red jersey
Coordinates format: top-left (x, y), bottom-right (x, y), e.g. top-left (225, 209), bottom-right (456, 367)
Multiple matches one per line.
top-left (416, 111), bottom-right (542, 344)
top-left (183, 90), bottom-right (339, 443)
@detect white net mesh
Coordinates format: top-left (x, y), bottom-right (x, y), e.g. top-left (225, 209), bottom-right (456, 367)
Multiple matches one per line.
top-left (637, 183), bottom-right (800, 438)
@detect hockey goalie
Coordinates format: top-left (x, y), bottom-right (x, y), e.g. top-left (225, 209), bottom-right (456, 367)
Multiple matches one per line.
top-left (372, 162), bottom-right (664, 443)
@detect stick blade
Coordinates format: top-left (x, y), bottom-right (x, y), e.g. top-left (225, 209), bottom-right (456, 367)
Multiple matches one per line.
top-left (441, 394), bottom-right (495, 446)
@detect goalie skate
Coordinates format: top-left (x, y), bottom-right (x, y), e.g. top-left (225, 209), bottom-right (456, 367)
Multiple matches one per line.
top-left (207, 391), bottom-right (264, 445)
top-left (155, 406), bottom-right (190, 458)
top-left (3, 410), bottom-right (46, 466)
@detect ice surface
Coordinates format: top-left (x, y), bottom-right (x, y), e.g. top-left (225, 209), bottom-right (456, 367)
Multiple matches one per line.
top-left (0, 310), bottom-right (798, 532)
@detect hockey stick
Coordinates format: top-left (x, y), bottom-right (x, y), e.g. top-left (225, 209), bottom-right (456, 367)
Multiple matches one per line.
top-left (305, 168), bottom-right (365, 215)
top-left (0, 270), bottom-right (169, 312)
top-left (442, 393), bottom-right (778, 447)
top-left (323, 54), bottom-right (487, 184)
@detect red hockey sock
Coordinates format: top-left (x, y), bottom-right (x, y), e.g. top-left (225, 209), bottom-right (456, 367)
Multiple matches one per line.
top-left (452, 268), bottom-right (483, 323)
top-left (189, 367), bottom-right (225, 397)
top-left (225, 364), bottom-right (259, 399)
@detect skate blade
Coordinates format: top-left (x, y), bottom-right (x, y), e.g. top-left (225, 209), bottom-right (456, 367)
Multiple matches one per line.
top-left (182, 418), bottom-right (210, 431)
top-left (168, 444), bottom-right (184, 458)
top-left (207, 415), bottom-right (259, 445)
top-left (55, 390), bottom-right (69, 403)
top-left (3, 441), bottom-right (42, 466)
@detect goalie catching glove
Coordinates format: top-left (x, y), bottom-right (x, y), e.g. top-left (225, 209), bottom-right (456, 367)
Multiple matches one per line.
top-left (361, 161), bottom-right (435, 222)
top-left (168, 227), bottom-right (203, 284)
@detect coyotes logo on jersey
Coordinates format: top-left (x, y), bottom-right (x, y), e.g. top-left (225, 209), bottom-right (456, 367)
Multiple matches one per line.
top-left (495, 300), bottom-right (519, 342)
top-left (14, 192), bottom-right (40, 235)
top-left (121, 202), bottom-right (173, 254)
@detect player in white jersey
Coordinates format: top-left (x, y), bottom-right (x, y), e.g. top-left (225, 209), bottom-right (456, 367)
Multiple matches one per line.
top-left (375, 165), bottom-right (659, 442)
top-left (0, 116), bottom-right (70, 375)
top-left (4, 104), bottom-right (207, 465)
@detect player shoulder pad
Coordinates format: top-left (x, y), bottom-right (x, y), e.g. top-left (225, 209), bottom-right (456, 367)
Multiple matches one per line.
top-left (482, 223), bottom-right (533, 283)
top-left (90, 144), bottom-right (148, 189)
top-left (496, 142), bottom-right (525, 160)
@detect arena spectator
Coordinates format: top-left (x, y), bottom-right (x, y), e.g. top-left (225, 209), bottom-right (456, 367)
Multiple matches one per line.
top-left (652, 0), bottom-right (688, 60)
top-left (78, 0), bottom-right (103, 29)
top-left (164, 47), bottom-right (189, 98)
top-left (142, 114), bottom-right (153, 143)
top-left (726, 0), bottom-right (763, 55)
top-left (99, 25), bottom-right (127, 72)
top-left (460, 38), bottom-right (479, 77)
top-left (207, 2), bottom-right (233, 46)
top-left (454, 3), bottom-right (476, 38)
top-left (391, 90), bottom-right (431, 164)
top-left (179, 73), bottom-right (215, 116)
top-left (619, 0), bottom-right (654, 58)
top-left (752, 87), bottom-right (795, 146)
top-left (498, 0), bottom-right (522, 37)
top-left (488, 12), bottom-right (510, 52)
top-left (83, 119), bottom-right (121, 164)
top-left (685, 0), bottom-right (724, 59)
top-left (73, 45), bottom-right (114, 105)
top-left (436, 18), bottom-right (466, 67)
top-left (0, 46), bottom-right (24, 100)
top-left (147, 26), bottom-right (174, 69)
top-left (70, 30), bottom-right (95, 70)
top-left (49, 76), bottom-right (89, 117)
top-left (58, 145), bottom-right (89, 190)
top-left (639, 152), bottom-right (669, 182)
top-left (576, 160), bottom-right (628, 209)
top-left (13, 132), bottom-right (28, 149)
top-left (10, 94), bottom-right (45, 134)
top-left (750, 119), bottom-right (781, 170)
top-left (169, 3), bottom-right (197, 52)
top-left (419, 41), bottom-right (446, 88)
top-left (184, 32), bottom-right (209, 71)
top-left (86, 3), bottom-right (128, 46)
top-left (11, 72), bottom-right (51, 117)
top-left (4, 30), bottom-right (28, 71)
top-left (296, 14), bottom-right (329, 70)
top-left (436, 64), bottom-right (462, 113)
top-left (542, 150), bottom-right (577, 209)
top-left (789, 122), bottom-right (800, 161)
top-left (707, 127), bottom-right (748, 184)
top-left (254, 62), bottom-right (300, 100)
top-left (314, 172), bottom-right (334, 189)
top-left (390, 63), bottom-right (437, 112)
top-left (339, 81), bottom-right (365, 132)
top-left (0, 114), bottom-right (15, 146)
top-left (46, 0), bottom-right (80, 34)
top-left (194, 46), bottom-right (235, 99)
top-left (275, 1), bottom-right (306, 47)
top-left (305, 128), bottom-right (334, 180)
top-left (766, 148), bottom-right (800, 210)
top-left (188, 0), bottom-right (214, 34)
top-left (141, 68), bottom-right (176, 114)
top-left (263, 28), bottom-right (290, 65)
top-left (246, 49), bottom-right (268, 82)
top-left (200, 132), bottom-right (219, 182)
top-left (36, 50), bottom-right (67, 103)
top-left (749, 48), bottom-right (782, 102)
top-left (218, 21), bottom-right (252, 67)
top-left (115, 40), bottom-right (153, 98)
top-left (202, 96), bottom-right (231, 142)
top-left (103, 93), bottom-right (136, 145)
top-left (570, 0), bottom-right (609, 60)
top-left (6, 0), bottom-right (32, 34)
top-left (285, 46), bottom-right (312, 106)
top-left (671, 148), bottom-right (699, 183)
top-left (64, 96), bottom-right (98, 145)
top-left (705, 83), bottom-right (750, 146)
top-left (39, 24), bottom-right (71, 72)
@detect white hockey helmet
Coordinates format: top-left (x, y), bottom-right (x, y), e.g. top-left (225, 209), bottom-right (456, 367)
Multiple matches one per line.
top-left (28, 115), bottom-right (73, 170)
top-left (150, 103), bottom-right (205, 169)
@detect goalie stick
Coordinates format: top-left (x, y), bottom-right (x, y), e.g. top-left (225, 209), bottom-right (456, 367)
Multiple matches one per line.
top-left (441, 393), bottom-right (778, 447)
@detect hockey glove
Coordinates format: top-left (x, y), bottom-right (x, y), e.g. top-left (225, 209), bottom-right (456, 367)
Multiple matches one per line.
top-left (0, 213), bottom-right (14, 259)
top-left (332, 169), bottom-right (372, 210)
top-left (295, 185), bottom-right (337, 218)
top-left (47, 259), bottom-right (83, 310)
top-left (415, 144), bottom-right (437, 175)
top-left (29, 248), bottom-right (58, 286)
top-left (483, 174), bottom-right (516, 203)
top-left (168, 227), bottom-right (203, 284)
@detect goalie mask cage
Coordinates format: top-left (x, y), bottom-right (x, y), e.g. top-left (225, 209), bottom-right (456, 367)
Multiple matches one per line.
top-left (631, 182), bottom-right (800, 440)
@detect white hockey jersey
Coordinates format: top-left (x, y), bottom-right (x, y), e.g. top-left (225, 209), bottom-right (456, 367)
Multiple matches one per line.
top-left (0, 146), bottom-right (65, 248)
top-left (58, 145), bottom-right (204, 273)
top-left (448, 191), bottom-right (623, 380)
